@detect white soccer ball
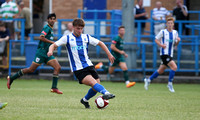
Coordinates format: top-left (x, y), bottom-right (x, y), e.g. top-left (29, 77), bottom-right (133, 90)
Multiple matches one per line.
top-left (95, 95), bottom-right (109, 109)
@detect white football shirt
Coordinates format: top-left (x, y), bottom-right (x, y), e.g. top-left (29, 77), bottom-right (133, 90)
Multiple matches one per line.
top-left (155, 29), bottom-right (178, 57)
top-left (55, 33), bottom-right (99, 72)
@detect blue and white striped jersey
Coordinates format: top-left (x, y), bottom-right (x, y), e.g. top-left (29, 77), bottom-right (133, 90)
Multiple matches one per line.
top-left (155, 29), bottom-right (178, 57)
top-left (55, 33), bottom-right (99, 72)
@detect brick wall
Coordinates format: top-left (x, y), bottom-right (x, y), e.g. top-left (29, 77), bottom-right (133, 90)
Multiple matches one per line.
top-left (52, 0), bottom-right (82, 19)
top-left (22, 0), bottom-right (183, 20)
top-left (21, 0), bottom-right (186, 33)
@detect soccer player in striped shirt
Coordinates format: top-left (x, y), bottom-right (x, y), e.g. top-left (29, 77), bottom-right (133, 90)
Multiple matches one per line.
top-left (144, 17), bottom-right (181, 92)
top-left (48, 18), bottom-right (115, 108)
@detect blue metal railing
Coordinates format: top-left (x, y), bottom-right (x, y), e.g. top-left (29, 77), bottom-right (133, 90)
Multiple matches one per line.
top-left (7, 10), bottom-right (200, 76)
top-left (8, 35), bottom-right (199, 76)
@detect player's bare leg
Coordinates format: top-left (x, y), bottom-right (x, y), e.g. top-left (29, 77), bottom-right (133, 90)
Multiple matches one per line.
top-left (7, 62), bottom-right (40, 89)
top-left (47, 59), bottom-right (63, 94)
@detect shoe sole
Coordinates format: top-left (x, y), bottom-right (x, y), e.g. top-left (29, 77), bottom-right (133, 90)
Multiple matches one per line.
top-left (50, 90), bottom-right (63, 94)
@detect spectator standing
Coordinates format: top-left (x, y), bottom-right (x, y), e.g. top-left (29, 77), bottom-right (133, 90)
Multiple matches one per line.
top-left (134, 0), bottom-right (148, 36)
top-left (0, 22), bottom-right (10, 75)
top-left (173, 0), bottom-right (188, 33)
top-left (0, 0), bottom-right (19, 40)
top-left (152, 1), bottom-right (171, 35)
top-left (18, 1), bottom-right (32, 40)
top-left (63, 22), bottom-right (73, 36)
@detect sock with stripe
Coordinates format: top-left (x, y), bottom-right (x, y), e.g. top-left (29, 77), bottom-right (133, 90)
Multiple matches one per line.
top-left (10, 69), bottom-right (24, 85)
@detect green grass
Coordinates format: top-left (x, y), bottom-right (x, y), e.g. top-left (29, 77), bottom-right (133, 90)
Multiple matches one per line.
top-left (0, 79), bottom-right (199, 120)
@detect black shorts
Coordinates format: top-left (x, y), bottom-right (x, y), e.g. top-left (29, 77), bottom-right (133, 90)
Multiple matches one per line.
top-left (74, 66), bottom-right (99, 84)
top-left (160, 55), bottom-right (173, 66)
top-left (25, 28), bottom-right (32, 37)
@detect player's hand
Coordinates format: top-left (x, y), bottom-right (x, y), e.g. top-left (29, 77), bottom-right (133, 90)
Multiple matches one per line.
top-left (161, 44), bottom-right (166, 49)
top-left (176, 37), bottom-right (181, 42)
top-left (47, 51), bottom-right (53, 57)
top-left (120, 50), bottom-right (125, 55)
top-left (124, 53), bottom-right (128, 58)
top-left (108, 54), bottom-right (115, 64)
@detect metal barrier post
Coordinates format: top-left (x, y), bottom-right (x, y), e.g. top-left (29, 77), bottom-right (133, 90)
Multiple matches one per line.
top-left (177, 39), bottom-right (182, 70)
top-left (142, 44), bottom-right (146, 77)
top-left (57, 20), bottom-right (62, 56)
top-left (195, 37), bottom-right (199, 76)
top-left (20, 19), bottom-right (25, 55)
top-left (153, 40), bottom-right (157, 69)
top-left (8, 40), bottom-right (12, 76)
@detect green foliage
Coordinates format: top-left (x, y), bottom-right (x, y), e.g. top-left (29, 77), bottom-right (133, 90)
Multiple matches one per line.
top-left (0, 79), bottom-right (199, 120)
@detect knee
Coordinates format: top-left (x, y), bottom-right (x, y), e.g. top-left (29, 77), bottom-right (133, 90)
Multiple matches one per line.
top-left (157, 70), bottom-right (164, 74)
top-left (55, 65), bottom-right (61, 72)
top-left (172, 66), bottom-right (177, 71)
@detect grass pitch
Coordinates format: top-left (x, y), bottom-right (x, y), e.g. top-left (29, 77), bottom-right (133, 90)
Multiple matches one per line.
top-left (0, 79), bottom-right (199, 120)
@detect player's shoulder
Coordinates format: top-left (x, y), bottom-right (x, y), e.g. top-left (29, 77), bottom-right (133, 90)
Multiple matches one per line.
top-left (113, 35), bottom-right (120, 40)
top-left (43, 24), bottom-right (49, 29)
top-left (172, 29), bottom-right (178, 33)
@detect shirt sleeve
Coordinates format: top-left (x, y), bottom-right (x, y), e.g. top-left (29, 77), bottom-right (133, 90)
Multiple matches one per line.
top-left (165, 9), bottom-right (171, 16)
top-left (13, 3), bottom-right (19, 14)
top-left (183, 5), bottom-right (188, 13)
top-left (55, 35), bottom-right (67, 47)
top-left (111, 36), bottom-right (118, 44)
top-left (88, 34), bottom-right (99, 46)
top-left (40, 27), bottom-right (49, 37)
top-left (155, 30), bottom-right (163, 40)
top-left (175, 30), bottom-right (179, 42)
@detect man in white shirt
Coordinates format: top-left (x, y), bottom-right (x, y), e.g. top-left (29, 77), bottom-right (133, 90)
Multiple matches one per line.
top-left (63, 22), bottom-right (73, 36)
top-left (152, 1), bottom-right (171, 35)
top-left (48, 18), bottom-right (115, 109)
top-left (0, 0), bottom-right (18, 40)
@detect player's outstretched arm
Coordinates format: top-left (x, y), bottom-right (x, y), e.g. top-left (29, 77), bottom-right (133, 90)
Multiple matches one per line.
top-left (47, 43), bottom-right (58, 57)
top-left (98, 41), bottom-right (115, 64)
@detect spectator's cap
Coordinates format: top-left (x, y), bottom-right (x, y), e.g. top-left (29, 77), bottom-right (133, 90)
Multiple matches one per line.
top-left (47, 13), bottom-right (56, 19)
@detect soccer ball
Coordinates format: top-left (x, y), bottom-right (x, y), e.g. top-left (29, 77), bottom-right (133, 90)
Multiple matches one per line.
top-left (95, 95), bottom-right (109, 109)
